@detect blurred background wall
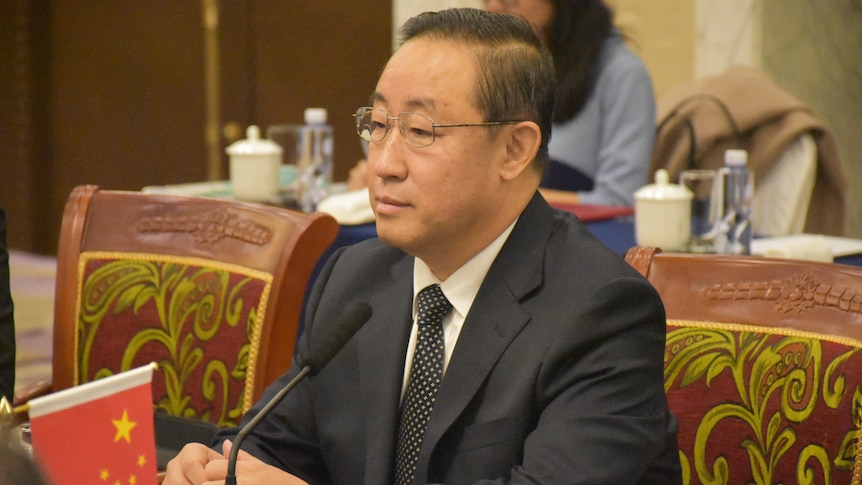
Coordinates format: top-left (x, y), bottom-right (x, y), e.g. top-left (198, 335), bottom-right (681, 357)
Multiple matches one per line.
top-left (0, 0), bottom-right (392, 254)
top-left (1, 0), bottom-right (860, 255)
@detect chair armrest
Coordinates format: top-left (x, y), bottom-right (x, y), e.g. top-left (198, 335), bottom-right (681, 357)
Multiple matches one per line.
top-left (14, 379), bottom-right (52, 407)
top-left (12, 379), bottom-right (53, 425)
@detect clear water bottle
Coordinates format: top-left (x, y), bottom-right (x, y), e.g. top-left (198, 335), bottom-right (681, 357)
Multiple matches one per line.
top-left (719, 149), bottom-right (754, 255)
top-left (296, 107), bottom-right (333, 212)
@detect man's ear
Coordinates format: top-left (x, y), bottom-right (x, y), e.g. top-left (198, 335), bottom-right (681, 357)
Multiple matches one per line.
top-left (499, 121), bottom-right (541, 181)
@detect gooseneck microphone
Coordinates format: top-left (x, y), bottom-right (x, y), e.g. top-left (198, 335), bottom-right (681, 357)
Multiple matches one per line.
top-left (225, 303), bottom-right (373, 485)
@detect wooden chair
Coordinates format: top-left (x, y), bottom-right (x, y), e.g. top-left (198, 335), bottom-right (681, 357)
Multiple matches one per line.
top-left (626, 246), bottom-right (862, 485)
top-left (17, 185), bottom-right (338, 428)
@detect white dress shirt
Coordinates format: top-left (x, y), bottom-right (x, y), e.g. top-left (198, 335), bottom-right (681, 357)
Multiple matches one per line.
top-left (400, 221), bottom-right (517, 399)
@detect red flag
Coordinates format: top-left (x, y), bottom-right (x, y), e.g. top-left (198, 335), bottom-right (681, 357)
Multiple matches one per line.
top-left (28, 363), bottom-right (158, 485)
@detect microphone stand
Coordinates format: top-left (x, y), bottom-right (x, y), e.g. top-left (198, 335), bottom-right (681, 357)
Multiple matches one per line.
top-left (224, 365), bottom-right (311, 485)
top-left (222, 302), bottom-right (372, 484)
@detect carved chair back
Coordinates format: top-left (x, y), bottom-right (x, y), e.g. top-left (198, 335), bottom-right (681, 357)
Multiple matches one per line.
top-left (51, 185), bottom-right (338, 426)
top-left (626, 247), bottom-right (862, 484)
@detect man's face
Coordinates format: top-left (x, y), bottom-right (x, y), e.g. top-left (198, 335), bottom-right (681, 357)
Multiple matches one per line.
top-left (366, 38), bottom-right (512, 273)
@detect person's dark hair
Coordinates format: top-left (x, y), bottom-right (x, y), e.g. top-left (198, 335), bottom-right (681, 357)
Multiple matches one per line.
top-left (547, 0), bottom-right (614, 123)
top-left (399, 8), bottom-right (556, 169)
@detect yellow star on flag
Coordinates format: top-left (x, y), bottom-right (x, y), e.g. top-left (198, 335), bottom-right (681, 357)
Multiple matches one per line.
top-left (100, 469), bottom-right (110, 481)
top-left (129, 474), bottom-right (137, 484)
top-left (112, 409), bottom-right (138, 443)
top-left (137, 454), bottom-right (147, 467)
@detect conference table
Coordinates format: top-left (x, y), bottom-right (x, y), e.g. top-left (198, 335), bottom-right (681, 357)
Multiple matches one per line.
top-left (141, 175), bottom-right (862, 301)
top-left (324, 208), bottom-right (636, 259)
top-left (318, 205), bottom-right (862, 281)
top-left (143, 171), bottom-right (862, 267)
top-left (310, 203), bottom-right (637, 287)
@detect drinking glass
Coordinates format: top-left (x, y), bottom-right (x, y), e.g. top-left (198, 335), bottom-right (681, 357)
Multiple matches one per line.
top-left (679, 169), bottom-right (723, 253)
top-left (266, 124), bottom-right (305, 168)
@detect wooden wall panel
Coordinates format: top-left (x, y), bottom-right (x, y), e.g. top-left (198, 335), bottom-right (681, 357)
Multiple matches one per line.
top-left (0, 0), bottom-right (391, 254)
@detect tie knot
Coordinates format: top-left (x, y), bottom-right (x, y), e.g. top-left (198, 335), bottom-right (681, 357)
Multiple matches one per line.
top-left (417, 284), bottom-right (452, 327)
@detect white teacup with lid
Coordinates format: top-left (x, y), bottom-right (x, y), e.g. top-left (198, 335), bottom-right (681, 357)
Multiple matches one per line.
top-left (634, 168), bottom-right (693, 251)
top-left (226, 125), bottom-right (283, 203)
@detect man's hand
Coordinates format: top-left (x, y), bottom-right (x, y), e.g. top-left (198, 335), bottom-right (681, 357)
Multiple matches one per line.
top-left (162, 440), bottom-right (309, 485)
top-left (163, 442), bottom-right (224, 485)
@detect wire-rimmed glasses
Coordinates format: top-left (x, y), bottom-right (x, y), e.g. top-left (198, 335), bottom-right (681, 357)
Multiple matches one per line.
top-left (353, 107), bottom-right (523, 148)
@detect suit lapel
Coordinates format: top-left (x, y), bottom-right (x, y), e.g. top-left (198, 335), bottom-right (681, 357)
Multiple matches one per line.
top-left (427, 282), bottom-right (532, 427)
top-left (416, 193), bottom-right (554, 479)
top-left (359, 255), bottom-right (413, 483)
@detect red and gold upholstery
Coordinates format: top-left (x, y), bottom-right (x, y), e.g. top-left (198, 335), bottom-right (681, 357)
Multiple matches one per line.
top-left (77, 254), bottom-right (273, 426)
top-left (626, 247), bottom-right (862, 484)
top-left (16, 185), bottom-right (338, 428)
top-left (665, 320), bottom-right (862, 484)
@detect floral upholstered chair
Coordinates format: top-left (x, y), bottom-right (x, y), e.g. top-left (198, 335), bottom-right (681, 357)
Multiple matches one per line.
top-left (18, 185), bottom-right (338, 428)
top-left (626, 247), bottom-right (862, 485)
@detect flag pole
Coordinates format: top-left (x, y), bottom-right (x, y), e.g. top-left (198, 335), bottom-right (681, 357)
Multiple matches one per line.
top-left (12, 402), bottom-right (29, 414)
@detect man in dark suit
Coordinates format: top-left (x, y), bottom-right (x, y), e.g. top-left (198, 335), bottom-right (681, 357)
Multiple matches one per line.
top-left (166, 8), bottom-right (680, 484)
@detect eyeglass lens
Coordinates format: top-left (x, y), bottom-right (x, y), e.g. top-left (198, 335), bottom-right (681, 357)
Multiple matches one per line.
top-left (355, 108), bottom-right (436, 148)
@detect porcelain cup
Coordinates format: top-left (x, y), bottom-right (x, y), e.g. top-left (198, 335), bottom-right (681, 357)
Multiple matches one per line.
top-left (634, 169), bottom-right (693, 251)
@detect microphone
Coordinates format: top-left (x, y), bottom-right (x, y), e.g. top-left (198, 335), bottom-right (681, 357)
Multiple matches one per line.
top-left (225, 303), bottom-right (373, 485)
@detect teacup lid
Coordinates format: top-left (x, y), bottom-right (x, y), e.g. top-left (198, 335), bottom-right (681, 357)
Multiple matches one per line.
top-left (634, 169), bottom-right (693, 201)
top-left (225, 125), bottom-right (283, 156)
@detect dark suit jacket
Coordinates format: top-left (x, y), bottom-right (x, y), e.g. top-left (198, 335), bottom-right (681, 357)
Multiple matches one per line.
top-left (220, 194), bottom-right (681, 484)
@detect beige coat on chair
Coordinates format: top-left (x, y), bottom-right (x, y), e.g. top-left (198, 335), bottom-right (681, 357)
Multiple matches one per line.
top-left (650, 65), bottom-right (846, 236)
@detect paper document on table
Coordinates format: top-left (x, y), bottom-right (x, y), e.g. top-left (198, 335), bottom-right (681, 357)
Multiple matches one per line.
top-left (824, 236), bottom-right (862, 257)
top-left (317, 188), bottom-right (376, 225)
top-left (752, 234), bottom-right (862, 262)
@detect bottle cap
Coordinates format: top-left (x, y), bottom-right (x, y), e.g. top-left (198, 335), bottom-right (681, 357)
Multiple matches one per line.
top-left (304, 107), bottom-right (328, 125)
top-left (225, 125), bottom-right (282, 156)
top-left (725, 149), bottom-right (748, 166)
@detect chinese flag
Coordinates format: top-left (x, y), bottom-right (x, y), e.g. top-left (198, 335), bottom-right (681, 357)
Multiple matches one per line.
top-left (28, 363), bottom-right (158, 485)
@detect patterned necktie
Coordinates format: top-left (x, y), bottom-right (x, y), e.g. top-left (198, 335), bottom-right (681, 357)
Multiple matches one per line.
top-left (395, 284), bottom-right (452, 485)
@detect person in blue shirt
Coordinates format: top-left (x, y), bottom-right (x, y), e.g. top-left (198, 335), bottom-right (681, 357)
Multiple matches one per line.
top-left (485, 0), bottom-right (656, 207)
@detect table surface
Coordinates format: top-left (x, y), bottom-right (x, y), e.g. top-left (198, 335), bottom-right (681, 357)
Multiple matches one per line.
top-left (318, 211), bottom-right (637, 282)
top-left (327, 213), bottom-right (862, 268)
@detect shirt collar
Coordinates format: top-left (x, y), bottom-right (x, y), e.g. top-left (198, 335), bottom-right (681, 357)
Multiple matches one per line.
top-left (413, 219), bottom-right (518, 320)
